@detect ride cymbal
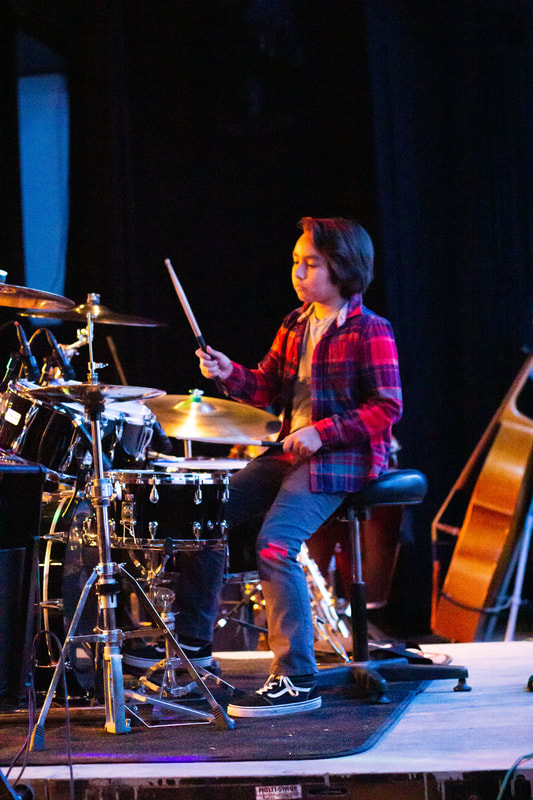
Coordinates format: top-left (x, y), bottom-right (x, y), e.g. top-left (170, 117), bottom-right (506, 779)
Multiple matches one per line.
top-left (145, 390), bottom-right (281, 445)
top-left (0, 282), bottom-right (75, 311)
top-left (19, 292), bottom-right (165, 327)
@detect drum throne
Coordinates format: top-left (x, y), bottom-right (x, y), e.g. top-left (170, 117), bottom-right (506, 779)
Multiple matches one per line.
top-left (317, 469), bottom-right (471, 700)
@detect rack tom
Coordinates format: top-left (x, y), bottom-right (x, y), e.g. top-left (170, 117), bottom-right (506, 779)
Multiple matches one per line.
top-left (0, 384), bottom-right (86, 475)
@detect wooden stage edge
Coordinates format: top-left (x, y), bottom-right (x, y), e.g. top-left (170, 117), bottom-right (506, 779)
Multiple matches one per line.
top-left (3, 641), bottom-right (532, 800)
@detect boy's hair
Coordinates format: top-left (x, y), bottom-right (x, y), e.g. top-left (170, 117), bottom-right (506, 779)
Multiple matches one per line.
top-left (298, 217), bottom-right (374, 298)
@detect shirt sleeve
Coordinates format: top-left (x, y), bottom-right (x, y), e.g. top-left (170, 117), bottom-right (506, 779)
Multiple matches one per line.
top-left (222, 319), bottom-right (289, 408)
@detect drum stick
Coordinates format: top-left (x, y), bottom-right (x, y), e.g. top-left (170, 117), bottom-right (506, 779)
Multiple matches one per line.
top-left (106, 335), bottom-right (128, 385)
top-left (165, 258), bottom-right (225, 395)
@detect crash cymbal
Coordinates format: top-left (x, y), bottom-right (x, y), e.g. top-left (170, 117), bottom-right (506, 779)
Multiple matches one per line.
top-left (19, 292), bottom-right (165, 327)
top-left (0, 282), bottom-right (75, 311)
top-left (23, 383), bottom-right (165, 404)
top-left (145, 390), bottom-right (281, 446)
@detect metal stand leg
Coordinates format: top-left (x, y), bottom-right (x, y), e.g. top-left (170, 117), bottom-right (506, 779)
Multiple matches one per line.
top-left (102, 638), bottom-right (130, 734)
top-left (118, 564), bottom-right (236, 728)
top-left (30, 568), bottom-right (99, 750)
top-left (30, 556), bottom-right (235, 749)
top-left (505, 499), bottom-right (533, 641)
top-left (481, 496), bottom-right (533, 642)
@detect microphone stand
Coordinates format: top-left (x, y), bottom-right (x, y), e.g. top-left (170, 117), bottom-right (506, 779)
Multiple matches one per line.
top-left (30, 314), bottom-right (234, 750)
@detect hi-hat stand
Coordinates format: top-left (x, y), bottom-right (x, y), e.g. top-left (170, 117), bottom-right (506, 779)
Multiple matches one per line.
top-left (29, 317), bottom-right (234, 750)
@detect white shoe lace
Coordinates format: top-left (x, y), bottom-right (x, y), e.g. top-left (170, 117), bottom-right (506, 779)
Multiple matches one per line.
top-left (257, 675), bottom-right (300, 697)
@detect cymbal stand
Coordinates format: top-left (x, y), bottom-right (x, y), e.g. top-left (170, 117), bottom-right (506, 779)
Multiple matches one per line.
top-left (30, 314), bottom-right (234, 750)
top-left (56, 324), bottom-right (91, 362)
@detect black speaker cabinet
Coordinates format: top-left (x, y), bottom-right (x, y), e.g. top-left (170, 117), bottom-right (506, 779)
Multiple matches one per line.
top-left (0, 459), bottom-right (45, 706)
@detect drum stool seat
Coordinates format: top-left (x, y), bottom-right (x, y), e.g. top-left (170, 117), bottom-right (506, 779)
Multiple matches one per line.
top-left (318, 469), bottom-right (470, 700)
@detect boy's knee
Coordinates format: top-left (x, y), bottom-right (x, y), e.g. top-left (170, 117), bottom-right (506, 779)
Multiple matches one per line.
top-left (257, 540), bottom-right (288, 563)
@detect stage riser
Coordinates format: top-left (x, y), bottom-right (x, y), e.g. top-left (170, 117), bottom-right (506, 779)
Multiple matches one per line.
top-left (7, 771), bottom-right (532, 800)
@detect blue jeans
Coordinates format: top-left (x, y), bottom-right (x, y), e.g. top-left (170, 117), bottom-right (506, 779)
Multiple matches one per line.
top-left (174, 451), bottom-right (346, 677)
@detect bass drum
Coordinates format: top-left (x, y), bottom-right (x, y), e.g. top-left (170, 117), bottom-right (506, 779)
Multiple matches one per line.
top-left (39, 487), bottom-right (98, 695)
top-left (39, 487), bottom-right (154, 696)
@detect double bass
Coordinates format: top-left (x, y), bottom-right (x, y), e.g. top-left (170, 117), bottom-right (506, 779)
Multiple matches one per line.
top-left (432, 354), bottom-right (533, 642)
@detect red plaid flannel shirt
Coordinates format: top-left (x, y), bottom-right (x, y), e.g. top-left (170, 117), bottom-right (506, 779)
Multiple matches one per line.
top-left (223, 293), bottom-right (402, 493)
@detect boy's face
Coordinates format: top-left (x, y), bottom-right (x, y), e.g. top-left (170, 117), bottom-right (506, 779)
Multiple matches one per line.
top-left (291, 231), bottom-right (343, 309)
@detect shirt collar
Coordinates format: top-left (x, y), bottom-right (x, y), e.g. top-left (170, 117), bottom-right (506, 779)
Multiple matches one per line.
top-left (297, 293), bottom-right (362, 326)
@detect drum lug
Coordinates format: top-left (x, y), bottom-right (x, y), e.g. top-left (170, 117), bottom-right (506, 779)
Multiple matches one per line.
top-left (107, 411), bottom-right (123, 465)
top-left (139, 424), bottom-right (154, 456)
top-left (82, 515), bottom-right (98, 545)
top-left (120, 495), bottom-right (137, 542)
top-left (149, 481), bottom-right (159, 504)
top-left (121, 496), bottom-right (136, 524)
top-left (222, 476), bottom-right (230, 503)
top-left (192, 521), bottom-right (202, 539)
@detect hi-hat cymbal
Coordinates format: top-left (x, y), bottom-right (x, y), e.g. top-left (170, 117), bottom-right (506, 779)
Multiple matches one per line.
top-left (145, 390), bottom-right (281, 446)
top-left (0, 283), bottom-right (75, 311)
top-left (23, 383), bottom-right (165, 404)
top-left (19, 292), bottom-right (165, 327)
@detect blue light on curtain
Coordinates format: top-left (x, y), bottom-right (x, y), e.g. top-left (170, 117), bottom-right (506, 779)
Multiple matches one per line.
top-left (17, 72), bottom-right (69, 297)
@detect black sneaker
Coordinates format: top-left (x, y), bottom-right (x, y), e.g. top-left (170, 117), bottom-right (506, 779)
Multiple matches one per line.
top-left (122, 641), bottom-right (213, 671)
top-left (227, 674), bottom-right (322, 718)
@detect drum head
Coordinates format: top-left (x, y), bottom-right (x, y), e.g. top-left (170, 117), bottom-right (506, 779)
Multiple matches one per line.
top-left (150, 457), bottom-right (250, 473)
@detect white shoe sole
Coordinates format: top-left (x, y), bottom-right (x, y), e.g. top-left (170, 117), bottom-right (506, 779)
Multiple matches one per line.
top-left (122, 653), bottom-right (213, 669)
top-left (226, 696), bottom-right (322, 718)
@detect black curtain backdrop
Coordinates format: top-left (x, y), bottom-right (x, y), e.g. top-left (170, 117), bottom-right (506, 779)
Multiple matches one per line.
top-left (61, 0), bottom-right (379, 395)
top-left (1, 0), bottom-right (531, 634)
top-left (364, 0), bottom-right (531, 630)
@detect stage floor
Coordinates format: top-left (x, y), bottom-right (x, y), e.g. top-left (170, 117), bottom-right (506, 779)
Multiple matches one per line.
top-left (4, 640), bottom-right (533, 798)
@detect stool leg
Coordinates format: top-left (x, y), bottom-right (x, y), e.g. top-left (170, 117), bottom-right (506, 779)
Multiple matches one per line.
top-left (318, 492), bottom-right (471, 699)
top-left (347, 507), bottom-right (369, 663)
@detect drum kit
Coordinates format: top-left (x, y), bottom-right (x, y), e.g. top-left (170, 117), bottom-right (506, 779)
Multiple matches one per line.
top-left (0, 276), bottom-right (285, 738)
top-left (1, 275), bottom-right (350, 740)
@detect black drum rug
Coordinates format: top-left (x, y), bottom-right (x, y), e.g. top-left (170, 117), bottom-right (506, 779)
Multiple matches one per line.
top-left (0, 655), bottom-right (425, 764)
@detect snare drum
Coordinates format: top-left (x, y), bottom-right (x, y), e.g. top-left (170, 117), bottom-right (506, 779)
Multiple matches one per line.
top-left (150, 456), bottom-right (256, 572)
top-left (105, 469), bottom-right (231, 550)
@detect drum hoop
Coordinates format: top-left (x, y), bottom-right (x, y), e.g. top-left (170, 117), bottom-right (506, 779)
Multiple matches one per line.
top-left (100, 401), bottom-right (156, 424)
top-left (104, 469), bottom-right (228, 485)
top-left (109, 535), bottom-right (226, 552)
